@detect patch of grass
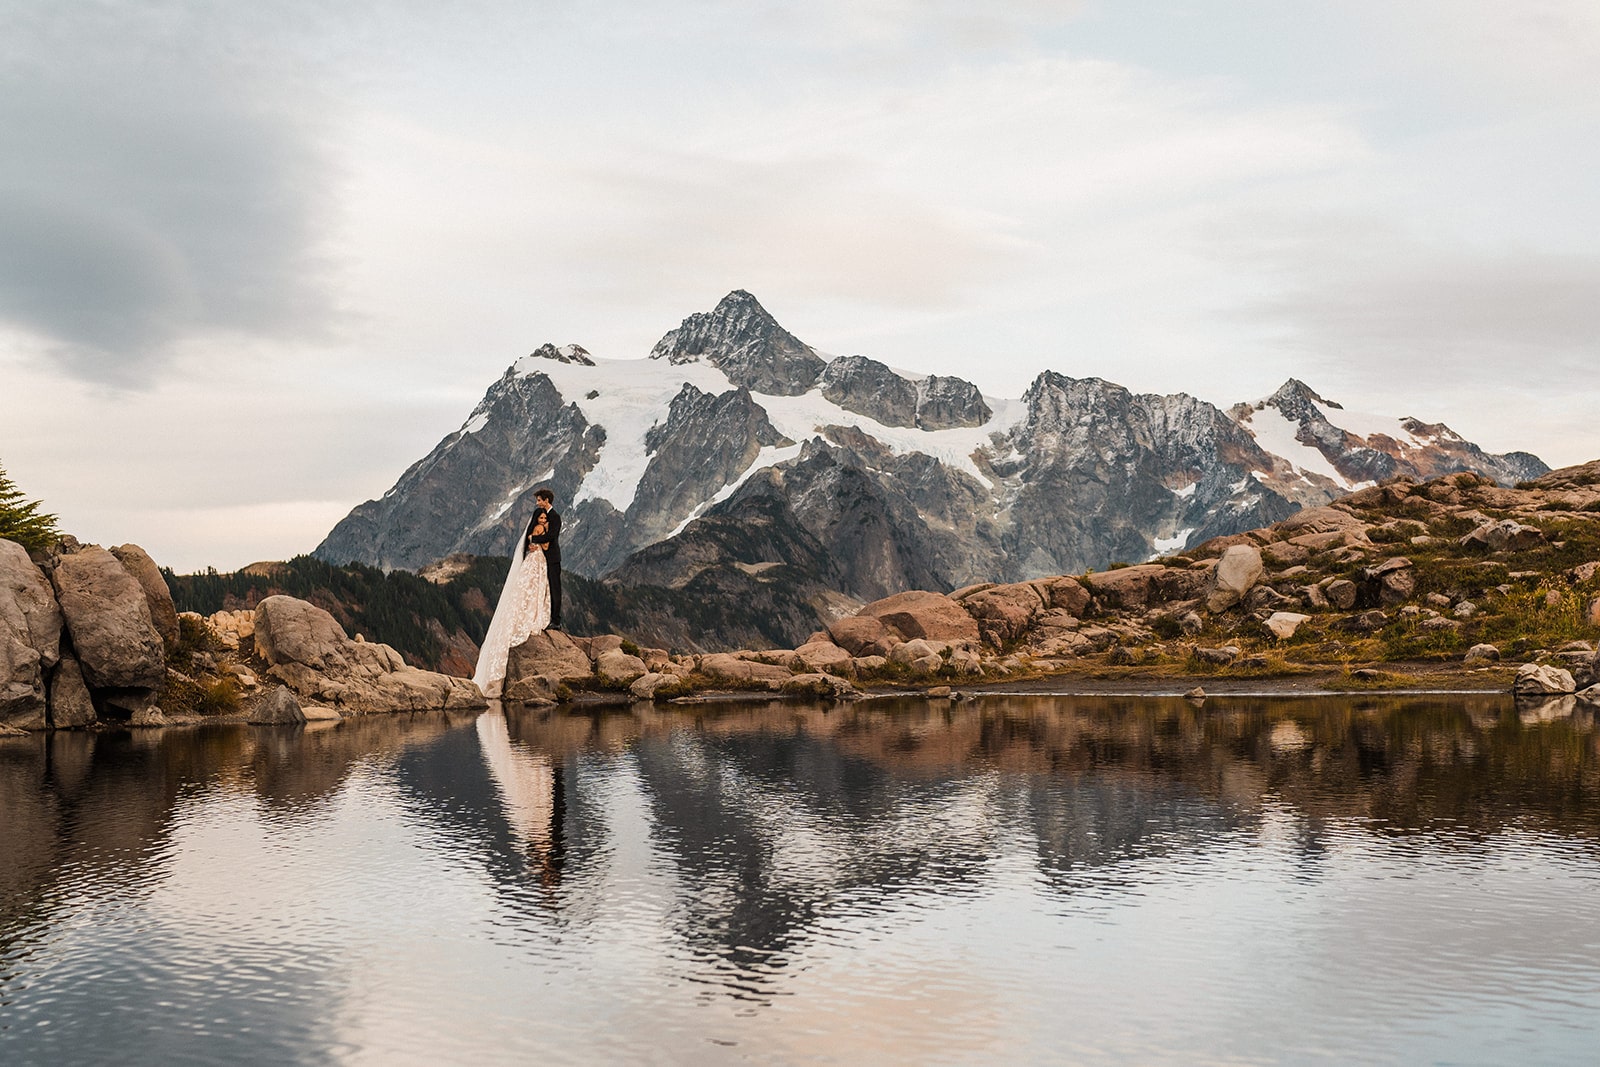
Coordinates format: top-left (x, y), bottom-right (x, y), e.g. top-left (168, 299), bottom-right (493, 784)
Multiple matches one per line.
top-left (197, 676), bottom-right (243, 716)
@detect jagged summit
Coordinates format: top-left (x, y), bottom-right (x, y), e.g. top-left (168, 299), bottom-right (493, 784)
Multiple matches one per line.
top-left (1232, 379), bottom-right (1547, 503)
top-left (648, 290), bottom-right (825, 396)
top-left (528, 342), bottom-right (594, 366)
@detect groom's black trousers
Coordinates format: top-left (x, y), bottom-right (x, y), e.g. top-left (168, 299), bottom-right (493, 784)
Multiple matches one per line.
top-left (547, 549), bottom-right (562, 628)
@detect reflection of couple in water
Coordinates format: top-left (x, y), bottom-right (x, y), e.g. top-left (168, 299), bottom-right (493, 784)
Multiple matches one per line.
top-left (472, 488), bottom-right (564, 699)
top-left (476, 709), bottom-right (565, 888)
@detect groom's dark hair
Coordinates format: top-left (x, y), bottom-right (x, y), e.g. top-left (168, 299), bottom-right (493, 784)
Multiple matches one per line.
top-left (535, 488), bottom-right (554, 503)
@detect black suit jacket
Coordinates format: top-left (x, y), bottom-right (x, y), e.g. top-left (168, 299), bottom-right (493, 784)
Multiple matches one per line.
top-left (524, 507), bottom-right (561, 566)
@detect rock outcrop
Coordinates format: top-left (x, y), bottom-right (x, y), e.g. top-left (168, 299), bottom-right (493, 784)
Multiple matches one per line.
top-left (109, 544), bottom-right (180, 649)
top-left (252, 595), bottom-right (483, 714)
top-left (1, 539), bottom-right (62, 729)
top-left (51, 546), bottom-right (165, 705)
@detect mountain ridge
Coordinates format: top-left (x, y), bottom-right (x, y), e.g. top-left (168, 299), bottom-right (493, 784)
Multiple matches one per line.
top-left (314, 290), bottom-right (1548, 646)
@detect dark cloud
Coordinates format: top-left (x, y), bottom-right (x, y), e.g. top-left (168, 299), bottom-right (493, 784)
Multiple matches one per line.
top-left (0, 4), bottom-right (339, 385)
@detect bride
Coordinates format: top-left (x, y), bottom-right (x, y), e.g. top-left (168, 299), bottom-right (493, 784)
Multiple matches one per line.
top-left (472, 507), bottom-right (553, 697)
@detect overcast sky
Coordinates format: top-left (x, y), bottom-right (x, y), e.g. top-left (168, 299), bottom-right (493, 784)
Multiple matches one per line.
top-left (3, 0), bottom-right (1597, 571)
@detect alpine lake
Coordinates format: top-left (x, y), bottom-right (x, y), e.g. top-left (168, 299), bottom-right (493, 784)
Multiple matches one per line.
top-left (4, 690), bottom-right (1599, 1065)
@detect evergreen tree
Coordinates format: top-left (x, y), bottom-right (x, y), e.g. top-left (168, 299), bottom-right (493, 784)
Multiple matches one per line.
top-left (0, 461), bottom-right (61, 551)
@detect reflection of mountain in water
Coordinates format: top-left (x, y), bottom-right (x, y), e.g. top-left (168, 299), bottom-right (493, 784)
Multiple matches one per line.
top-left (5, 694), bottom-right (1600, 1007)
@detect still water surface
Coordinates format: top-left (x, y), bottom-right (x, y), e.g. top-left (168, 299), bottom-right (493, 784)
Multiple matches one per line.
top-left (3, 694), bottom-right (1600, 1065)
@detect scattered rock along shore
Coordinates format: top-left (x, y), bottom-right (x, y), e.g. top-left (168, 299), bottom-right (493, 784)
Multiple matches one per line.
top-left (487, 461), bottom-right (1600, 713)
top-left (3, 536), bottom-right (482, 734)
top-left (7, 460), bottom-right (1600, 735)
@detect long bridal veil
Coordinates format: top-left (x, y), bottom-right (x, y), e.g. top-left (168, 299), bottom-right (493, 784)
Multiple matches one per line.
top-left (473, 534), bottom-right (528, 697)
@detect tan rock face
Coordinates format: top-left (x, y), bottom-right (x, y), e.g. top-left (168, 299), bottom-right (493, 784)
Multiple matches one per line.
top-left (1040, 577), bottom-right (1091, 617)
top-left (855, 590), bottom-right (980, 644)
top-left (506, 631), bottom-right (594, 687)
top-left (51, 546), bottom-right (165, 690)
top-left (1205, 545), bottom-right (1264, 613)
top-left (2, 539), bottom-right (64, 729)
top-left (962, 582), bottom-right (1045, 644)
top-left (46, 652), bottom-right (95, 728)
top-left (1082, 566), bottom-right (1166, 611)
top-left (697, 653), bottom-right (792, 685)
top-left (253, 594), bottom-right (484, 714)
top-left (795, 640), bottom-right (853, 673)
top-left (253, 596), bottom-right (350, 671)
top-left (109, 544), bottom-right (180, 649)
top-left (828, 615), bottom-right (892, 656)
top-left (596, 648), bottom-right (647, 685)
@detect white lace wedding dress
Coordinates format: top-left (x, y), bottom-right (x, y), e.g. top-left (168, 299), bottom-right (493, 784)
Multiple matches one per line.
top-left (472, 536), bottom-right (552, 698)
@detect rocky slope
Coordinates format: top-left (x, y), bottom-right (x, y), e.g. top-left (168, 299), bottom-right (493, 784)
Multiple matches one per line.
top-left (315, 289), bottom-right (1547, 647)
top-left (486, 460), bottom-right (1600, 709)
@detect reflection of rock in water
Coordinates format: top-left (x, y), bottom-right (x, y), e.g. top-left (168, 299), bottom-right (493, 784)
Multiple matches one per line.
top-left (5, 691), bottom-right (1600, 1008)
top-left (476, 709), bottom-right (563, 885)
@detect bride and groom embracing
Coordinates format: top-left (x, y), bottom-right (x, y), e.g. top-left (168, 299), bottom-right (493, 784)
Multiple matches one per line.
top-left (472, 488), bottom-right (564, 698)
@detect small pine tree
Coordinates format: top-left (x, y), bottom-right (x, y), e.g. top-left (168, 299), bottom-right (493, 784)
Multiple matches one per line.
top-left (0, 461), bottom-right (61, 551)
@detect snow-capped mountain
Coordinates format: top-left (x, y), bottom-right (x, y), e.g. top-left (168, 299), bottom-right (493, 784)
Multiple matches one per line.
top-left (314, 290), bottom-right (1545, 645)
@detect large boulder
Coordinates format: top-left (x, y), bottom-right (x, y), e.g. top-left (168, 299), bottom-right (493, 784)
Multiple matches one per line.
top-left (1513, 663), bottom-right (1576, 696)
top-left (506, 630), bottom-right (594, 685)
top-left (828, 615), bottom-right (894, 657)
top-left (596, 648), bottom-right (647, 686)
top-left (795, 639), bottom-right (854, 674)
top-left (253, 595), bottom-right (349, 671)
top-left (109, 544), bottom-right (180, 649)
top-left (51, 546), bottom-right (165, 690)
top-left (253, 595), bottom-right (484, 714)
top-left (1, 540), bottom-right (62, 669)
top-left (1460, 520), bottom-right (1544, 553)
top-left (1205, 545), bottom-right (1265, 613)
top-left (1039, 577), bottom-right (1092, 617)
top-left (46, 652), bottom-right (96, 728)
top-left (1361, 557), bottom-right (1416, 606)
top-left (246, 685), bottom-right (307, 725)
top-left (1, 539), bottom-right (64, 729)
top-left (855, 590), bottom-right (981, 644)
top-left (697, 652), bottom-right (793, 686)
top-left (962, 582), bottom-right (1045, 645)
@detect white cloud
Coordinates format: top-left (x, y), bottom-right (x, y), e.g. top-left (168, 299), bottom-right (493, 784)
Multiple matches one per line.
top-left (2, 0), bottom-right (1598, 568)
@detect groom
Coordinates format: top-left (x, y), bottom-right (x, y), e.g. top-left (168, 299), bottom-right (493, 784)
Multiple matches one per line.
top-left (525, 487), bottom-right (562, 629)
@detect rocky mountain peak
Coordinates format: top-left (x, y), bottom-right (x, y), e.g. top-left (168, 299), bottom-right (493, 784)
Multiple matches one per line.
top-left (1265, 378), bottom-right (1341, 420)
top-left (648, 290), bottom-right (825, 396)
top-left (529, 342), bottom-right (595, 366)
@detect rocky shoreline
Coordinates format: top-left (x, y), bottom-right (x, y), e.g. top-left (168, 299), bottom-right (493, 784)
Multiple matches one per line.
top-left (7, 461), bottom-right (1600, 735)
top-left (2, 536), bottom-right (481, 734)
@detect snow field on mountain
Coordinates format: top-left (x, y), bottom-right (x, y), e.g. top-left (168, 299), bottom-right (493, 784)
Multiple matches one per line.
top-left (1239, 404), bottom-right (1353, 487)
top-left (1322, 407), bottom-right (1432, 449)
top-left (529, 354), bottom-right (1027, 513)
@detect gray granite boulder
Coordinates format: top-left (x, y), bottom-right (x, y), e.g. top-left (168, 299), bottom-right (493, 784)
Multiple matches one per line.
top-left (247, 685), bottom-right (307, 725)
top-left (46, 652), bottom-right (95, 728)
top-left (109, 544), bottom-right (180, 649)
top-left (1513, 663), bottom-right (1576, 696)
top-left (1, 539), bottom-right (64, 730)
top-left (51, 546), bottom-right (164, 690)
